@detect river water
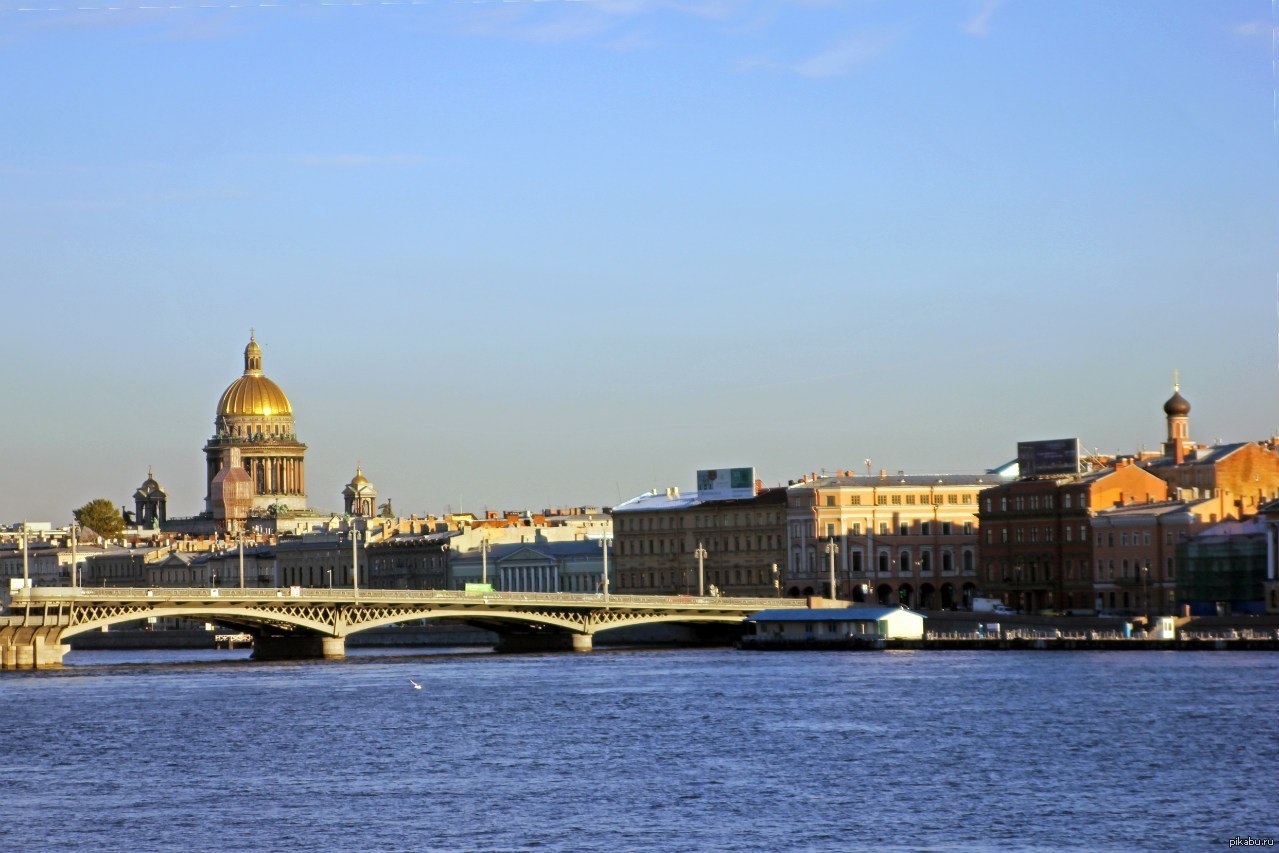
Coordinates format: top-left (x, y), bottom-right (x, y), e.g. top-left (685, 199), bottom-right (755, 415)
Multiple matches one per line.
top-left (0, 647), bottom-right (1275, 852)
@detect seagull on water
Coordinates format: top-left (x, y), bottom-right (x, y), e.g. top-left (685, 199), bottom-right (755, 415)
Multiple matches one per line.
top-left (409, 679), bottom-right (423, 690)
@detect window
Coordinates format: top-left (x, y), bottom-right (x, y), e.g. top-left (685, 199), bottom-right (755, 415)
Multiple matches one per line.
top-left (891, 495), bottom-right (902, 505)
top-left (921, 522), bottom-right (931, 535)
top-left (906, 494), bottom-right (916, 505)
top-left (1030, 496), bottom-right (1039, 510)
top-left (942, 522), bottom-right (952, 535)
top-left (1065, 526), bottom-right (1073, 542)
top-left (825, 496), bottom-right (835, 507)
top-left (851, 495), bottom-right (862, 505)
top-left (964, 522), bottom-right (973, 534)
top-left (1064, 494), bottom-right (1072, 509)
top-left (899, 552), bottom-right (911, 573)
top-left (900, 523), bottom-right (910, 536)
top-left (879, 522), bottom-right (889, 535)
top-left (850, 522), bottom-right (862, 534)
top-left (825, 523), bottom-right (835, 538)
top-left (876, 495), bottom-right (887, 506)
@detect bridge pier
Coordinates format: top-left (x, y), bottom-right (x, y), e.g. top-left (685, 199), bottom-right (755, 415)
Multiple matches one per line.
top-left (0, 627), bottom-right (69, 670)
top-left (252, 634), bottom-right (346, 662)
top-left (495, 632), bottom-right (593, 653)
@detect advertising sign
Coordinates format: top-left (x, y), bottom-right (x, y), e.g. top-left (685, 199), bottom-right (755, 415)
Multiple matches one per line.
top-left (1016, 439), bottom-right (1081, 478)
top-left (696, 467), bottom-right (756, 500)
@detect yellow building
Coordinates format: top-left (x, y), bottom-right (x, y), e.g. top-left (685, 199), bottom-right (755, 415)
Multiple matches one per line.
top-left (787, 472), bottom-right (998, 608)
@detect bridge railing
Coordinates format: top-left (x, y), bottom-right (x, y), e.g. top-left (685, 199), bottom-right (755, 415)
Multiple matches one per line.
top-left (9, 586), bottom-right (808, 611)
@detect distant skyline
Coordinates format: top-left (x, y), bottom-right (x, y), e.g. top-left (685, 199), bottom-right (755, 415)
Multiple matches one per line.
top-left (2, 1), bottom-right (1275, 522)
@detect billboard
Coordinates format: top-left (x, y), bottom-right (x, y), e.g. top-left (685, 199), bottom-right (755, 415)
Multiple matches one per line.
top-left (696, 467), bottom-right (756, 500)
top-left (1016, 439), bottom-right (1082, 478)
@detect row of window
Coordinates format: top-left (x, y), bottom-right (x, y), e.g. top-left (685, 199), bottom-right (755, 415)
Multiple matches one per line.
top-left (620, 534), bottom-right (780, 557)
top-left (819, 493), bottom-right (974, 507)
top-left (796, 549), bottom-right (975, 575)
top-left (984, 556), bottom-right (1176, 584)
top-left (984, 493), bottom-right (1088, 513)
top-left (800, 520), bottom-right (974, 538)
top-left (987, 524), bottom-right (1089, 545)
top-left (617, 512), bottom-right (780, 533)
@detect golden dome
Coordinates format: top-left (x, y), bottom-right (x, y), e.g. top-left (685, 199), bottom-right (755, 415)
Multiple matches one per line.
top-left (217, 335), bottom-right (293, 418)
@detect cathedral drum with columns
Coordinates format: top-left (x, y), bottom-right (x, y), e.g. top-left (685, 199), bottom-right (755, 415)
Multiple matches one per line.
top-left (204, 335), bottom-right (309, 515)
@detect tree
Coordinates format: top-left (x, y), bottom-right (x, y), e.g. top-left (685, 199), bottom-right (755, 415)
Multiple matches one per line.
top-left (74, 498), bottom-right (124, 541)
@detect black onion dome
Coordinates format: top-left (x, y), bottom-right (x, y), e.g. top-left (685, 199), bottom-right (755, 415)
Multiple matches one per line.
top-left (1163, 390), bottom-right (1190, 416)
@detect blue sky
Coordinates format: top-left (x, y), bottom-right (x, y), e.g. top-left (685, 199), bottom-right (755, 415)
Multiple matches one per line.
top-left (2, 0), bottom-right (1275, 522)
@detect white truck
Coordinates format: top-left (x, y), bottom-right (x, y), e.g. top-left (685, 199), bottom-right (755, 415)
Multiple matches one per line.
top-left (972, 597), bottom-right (1015, 616)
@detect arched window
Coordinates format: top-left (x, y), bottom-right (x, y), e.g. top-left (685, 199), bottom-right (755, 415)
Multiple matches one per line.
top-left (899, 551), bottom-right (910, 573)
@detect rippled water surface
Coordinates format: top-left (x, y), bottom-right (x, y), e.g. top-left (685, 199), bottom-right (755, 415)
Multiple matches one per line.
top-left (1, 647), bottom-right (1275, 851)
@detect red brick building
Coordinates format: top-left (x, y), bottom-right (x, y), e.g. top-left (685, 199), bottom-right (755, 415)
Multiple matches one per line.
top-left (978, 461), bottom-right (1169, 613)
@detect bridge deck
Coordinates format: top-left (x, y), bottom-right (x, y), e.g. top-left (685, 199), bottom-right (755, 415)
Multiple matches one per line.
top-left (7, 587), bottom-right (806, 613)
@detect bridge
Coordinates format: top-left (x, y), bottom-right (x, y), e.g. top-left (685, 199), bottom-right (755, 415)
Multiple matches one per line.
top-left (0, 586), bottom-right (810, 668)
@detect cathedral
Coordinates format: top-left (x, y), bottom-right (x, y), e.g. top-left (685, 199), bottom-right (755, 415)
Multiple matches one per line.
top-left (129, 334), bottom-right (387, 535)
top-left (203, 334), bottom-right (309, 517)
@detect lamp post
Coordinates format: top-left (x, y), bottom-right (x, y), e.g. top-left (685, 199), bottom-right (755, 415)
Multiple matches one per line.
top-left (238, 534), bottom-right (245, 589)
top-left (1141, 564), bottom-right (1149, 624)
top-left (325, 569), bottom-right (332, 589)
top-left (598, 534), bottom-right (611, 600)
top-left (21, 521), bottom-right (29, 589)
top-left (771, 563), bottom-right (780, 598)
top-left (825, 538), bottom-right (839, 601)
top-left (351, 526), bottom-right (360, 598)
top-left (70, 520), bottom-right (78, 588)
top-left (694, 542), bottom-right (708, 596)
top-left (480, 536), bottom-right (491, 587)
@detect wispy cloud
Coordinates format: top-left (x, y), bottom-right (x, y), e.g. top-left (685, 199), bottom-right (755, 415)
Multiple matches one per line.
top-left (294, 154), bottom-right (424, 168)
top-left (963, 0), bottom-right (1001, 37)
top-left (794, 31), bottom-right (898, 77)
top-left (1233, 20), bottom-right (1271, 38)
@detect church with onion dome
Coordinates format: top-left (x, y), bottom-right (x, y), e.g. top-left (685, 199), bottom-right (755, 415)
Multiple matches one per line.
top-left (203, 333), bottom-right (310, 516)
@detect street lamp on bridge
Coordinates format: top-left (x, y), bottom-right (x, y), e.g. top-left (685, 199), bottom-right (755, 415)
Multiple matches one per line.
top-left (597, 533), bottom-right (611, 600)
top-left (694, 542), bottom-right (708, 596)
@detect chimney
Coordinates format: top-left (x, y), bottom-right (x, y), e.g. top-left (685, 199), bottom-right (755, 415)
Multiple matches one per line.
top-left (879, 469), bottom-right (887, 480)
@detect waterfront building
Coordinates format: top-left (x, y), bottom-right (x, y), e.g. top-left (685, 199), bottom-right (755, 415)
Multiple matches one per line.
top-left (203, 334), bottom-right (308, 517)
top-left (366, 531), bottom-right (452, 589)
top-left (1176, 517), bottom-right (1269, 616)
top-left (612, 485), bottom-right (786, 597)
top-left (786, 472), bottom-right (992, 607)
top-left (449, 540), bottom-right (610, 593)
top-left (978, 460), bottom-right (1169, 613)
top-left (1090, 499), bottom-right (1216, 615)
top-left (274, 530), bottom-right (366, 589)
top-left (83, 545), bottom-right (173, 587)
top-left (1259, 499), bottom-right (1279, 613)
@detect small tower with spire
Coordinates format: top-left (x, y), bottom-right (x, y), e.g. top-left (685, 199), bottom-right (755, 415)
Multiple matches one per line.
top-left (133, 466), bottom-right (168, 528)
top-left (343, 467), bottom-right (377, 517)
top-left (1162, 371), bottom-right (1193, 464)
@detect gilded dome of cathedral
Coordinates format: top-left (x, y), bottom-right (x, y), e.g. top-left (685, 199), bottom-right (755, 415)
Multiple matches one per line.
top-left (217, 334), bottom-right (293, 418)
